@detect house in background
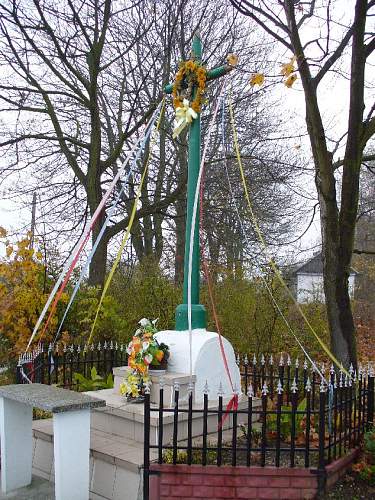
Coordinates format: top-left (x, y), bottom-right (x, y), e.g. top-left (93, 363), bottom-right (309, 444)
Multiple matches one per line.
top-left (292, 253), bottom-right (357, 303)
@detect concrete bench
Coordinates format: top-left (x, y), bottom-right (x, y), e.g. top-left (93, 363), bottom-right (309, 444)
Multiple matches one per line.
top-left (0, 383), bottom-right (105, 500)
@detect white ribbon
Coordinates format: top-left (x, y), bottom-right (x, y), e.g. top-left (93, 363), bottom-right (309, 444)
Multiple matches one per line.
top-left (172, 99), bottom-right (197, 138)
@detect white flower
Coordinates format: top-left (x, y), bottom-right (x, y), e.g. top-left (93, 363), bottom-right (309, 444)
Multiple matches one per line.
top-left (142, 341), bottom-right (150, 351)
top-left (126, 345), bottom-right (133, 355)
top-left (139, 318), bottom-right (151, 327)
top-left (144, 354), bottom-right (153, 365)
top-left (152, 318), bottom-right (159, 326)
top-left (135, 328), bottom-right (142, 335)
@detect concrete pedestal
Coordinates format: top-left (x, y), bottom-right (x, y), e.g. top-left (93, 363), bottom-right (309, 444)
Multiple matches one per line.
top-left (53, 409), bottom-right (90, 500)
top-left (0, 397), bottom-right (33, 493)
top-left (155, 329), bottom-right (240, 401)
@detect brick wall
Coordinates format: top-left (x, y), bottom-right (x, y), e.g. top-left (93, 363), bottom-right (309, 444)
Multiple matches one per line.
top-left (149, 449), bottom-right (359, 500)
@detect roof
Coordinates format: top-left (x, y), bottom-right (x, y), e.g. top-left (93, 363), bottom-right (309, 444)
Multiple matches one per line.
top-left (294, 252), bottom-right (357, 275)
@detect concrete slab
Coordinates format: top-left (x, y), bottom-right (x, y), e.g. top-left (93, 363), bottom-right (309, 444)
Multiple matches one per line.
top-left (0, 475), bottom-right (54, 499)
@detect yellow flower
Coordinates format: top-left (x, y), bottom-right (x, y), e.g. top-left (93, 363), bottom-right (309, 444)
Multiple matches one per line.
top-left (227, 53), bottom-right (238, 67)
top-left (185, 60), bottom-right (195, 71)
top-left (191, 101), bottom-right (201, 113)
top-left (36, 251), bottom-right (43, 260)
top-left (249, 73), bottom-right (265, 87)
top-left (197, 67), bottom-right (206, 78)
top-left (284, 74), bottom-right (297, 88)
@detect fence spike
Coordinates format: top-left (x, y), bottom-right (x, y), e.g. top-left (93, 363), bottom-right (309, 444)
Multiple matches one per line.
top-left (279, 354), bottom-right (284, 366)
top-left (261, 354), bottom-right (265, 365)
top-left (369, 364), bottom-right (374, 378)
top-left (349, 363), bottom-right (354, 375)
top-left (321, 362), bottom-right (325, 374)
top-left (115, 342), bottom-right (118, 350)
top-left (69, 344), bottom-right (74, 353)
top-left (63, 344), bottom-right (67, 353)
top-left (287, 354), bottom-right (291, 366)
top-left (295, 357), bottom-right (299, 368)
top-left (344, 374), bottom-right (349, 388)
top-left (188, 381), bottom-right (195, 394)
top-left (353, 370), bottom-right (357, 382)
top-left (253, 354), bottom-right (257, 365)
top-left (303, 359), bottom-right (308, 370)
top-left (97, 342), bottom-right (101, 351)
top-left (203, 380), bottom-right (210, 395)
top-left (173, 381), bottom-right (180, 393)
top-left (77, 345), bottom-right (81, 353)
top-left (144, 381), bottom-right (151, 394)
top-left (48, 343), bottom-right (53, 352)
top-left (319, 378), bottom-right (326, 392)
top-left (277, 379), bottom-right (283, 394)
top-left (291, 378), bottom-right (298, 393)
top-left (339, 371), bottom-right (344, 388)
top-left (90, 343), bottom-right (95, 351)
top-left (330, 364), bottom-right (335, 374)
top-left (262, 381), bottom-right (268, 396)
top-left (244, 354), bottom-right (249, 366)
top-left (83, 344), bottom-right (88, 352)
top-left (305, 377), bottom-right (312, 392)
top-left (103, 341), bottom-right (108, 350)
top-left (110, 340), bottom-right (114, 350)
top-left (269, 354), bottom-right (274, 365)
top-left (247, 383), bottom-right (254, 398)
top-left (218, 381), bottom-right (224, 397)
top-left (236, 353), bottom-right (240, 365)
top-left (120, 343), bottom-right (124, 352)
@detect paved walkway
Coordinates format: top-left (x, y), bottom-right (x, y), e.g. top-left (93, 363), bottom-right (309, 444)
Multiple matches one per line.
top-left (0, 476), bottom-right (54, 500)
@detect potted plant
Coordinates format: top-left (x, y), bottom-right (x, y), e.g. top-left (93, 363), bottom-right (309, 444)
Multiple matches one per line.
top-left (120, 318), bottom-right (169, 402)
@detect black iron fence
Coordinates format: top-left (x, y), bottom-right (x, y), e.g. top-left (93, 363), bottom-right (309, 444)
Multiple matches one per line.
top-left (144, 370), bottom-right (374, 499)
top-left (16, 342), bottom-right (127, 390)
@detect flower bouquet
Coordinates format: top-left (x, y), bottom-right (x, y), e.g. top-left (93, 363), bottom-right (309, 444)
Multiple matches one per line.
top-left (120, 318), bottom-right (169, 403)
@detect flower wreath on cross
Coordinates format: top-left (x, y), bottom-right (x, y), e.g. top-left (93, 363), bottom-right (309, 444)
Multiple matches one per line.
top-left (172, 59), bottom-right (207, 138)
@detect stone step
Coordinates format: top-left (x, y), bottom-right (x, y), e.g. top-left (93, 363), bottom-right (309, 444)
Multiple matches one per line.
top-left (89, 389), bottom-right (261, 445)
top-left (32, 418), bottom-right (151, 500)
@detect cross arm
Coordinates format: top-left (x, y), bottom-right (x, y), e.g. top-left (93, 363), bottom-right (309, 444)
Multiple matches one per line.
top-left (164, 64), bottom-right (233, 94)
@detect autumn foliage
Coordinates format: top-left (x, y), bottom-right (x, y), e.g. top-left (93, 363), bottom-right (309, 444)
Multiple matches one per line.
top-left (0, 228), bottom-right (65, 359)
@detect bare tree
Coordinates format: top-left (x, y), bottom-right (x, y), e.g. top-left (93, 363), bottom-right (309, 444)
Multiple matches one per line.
top-left (229, 0), bottom-right (375, 366)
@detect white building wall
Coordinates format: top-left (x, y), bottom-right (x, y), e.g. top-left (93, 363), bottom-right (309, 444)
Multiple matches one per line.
top-left (297, 273), bottom-right (355, 303)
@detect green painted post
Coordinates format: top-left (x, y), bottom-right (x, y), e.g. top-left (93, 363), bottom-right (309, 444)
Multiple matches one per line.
top-left (175, 33), bottom-right (206, 330)
top-left (164, 35), bottom-right (233, 331)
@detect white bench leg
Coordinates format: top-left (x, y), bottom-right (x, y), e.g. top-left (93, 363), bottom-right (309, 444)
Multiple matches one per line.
top-left (0, 397), bottom-right (33, 493)
top-left (53, 409), bottom-right (90, 500)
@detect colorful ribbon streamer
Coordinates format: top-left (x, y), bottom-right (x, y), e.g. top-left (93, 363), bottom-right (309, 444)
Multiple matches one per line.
top-left (53, 117), bottom-right (157, 343)
top-left (26, 102), bottom-right (163, 351)
top-left (228, 93), bottom-right (348, 377)
top-left (88, 100), bottom-right (165, 344)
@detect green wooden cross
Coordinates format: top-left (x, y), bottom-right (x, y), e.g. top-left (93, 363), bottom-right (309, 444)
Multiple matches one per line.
top-left (165, 33), bottom-right (232, 331)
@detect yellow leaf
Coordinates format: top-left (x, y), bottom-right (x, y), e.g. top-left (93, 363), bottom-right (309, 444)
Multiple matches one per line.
top-left (249, 73), bottom-right (265, 87)
top-left (0, 227), bottom-right (7, 238)
top-left (284, 74), bottom-right (297, 88)
top-left (6, 245), bottom-right (13, 257)
top-left (280, 56), bottom-right (297, 77)
top-left (36, 251), bottom-right (43, 260)
top-left (226, 53), bottom-right (238, 67)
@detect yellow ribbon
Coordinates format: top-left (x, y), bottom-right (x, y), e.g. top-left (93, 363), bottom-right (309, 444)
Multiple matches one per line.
top-left (172, 98), bottom-right (197, 138)
top-left (88, 100), bottom-right (165, 344)
top-left (228, 94), bottom-right (349, 377)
